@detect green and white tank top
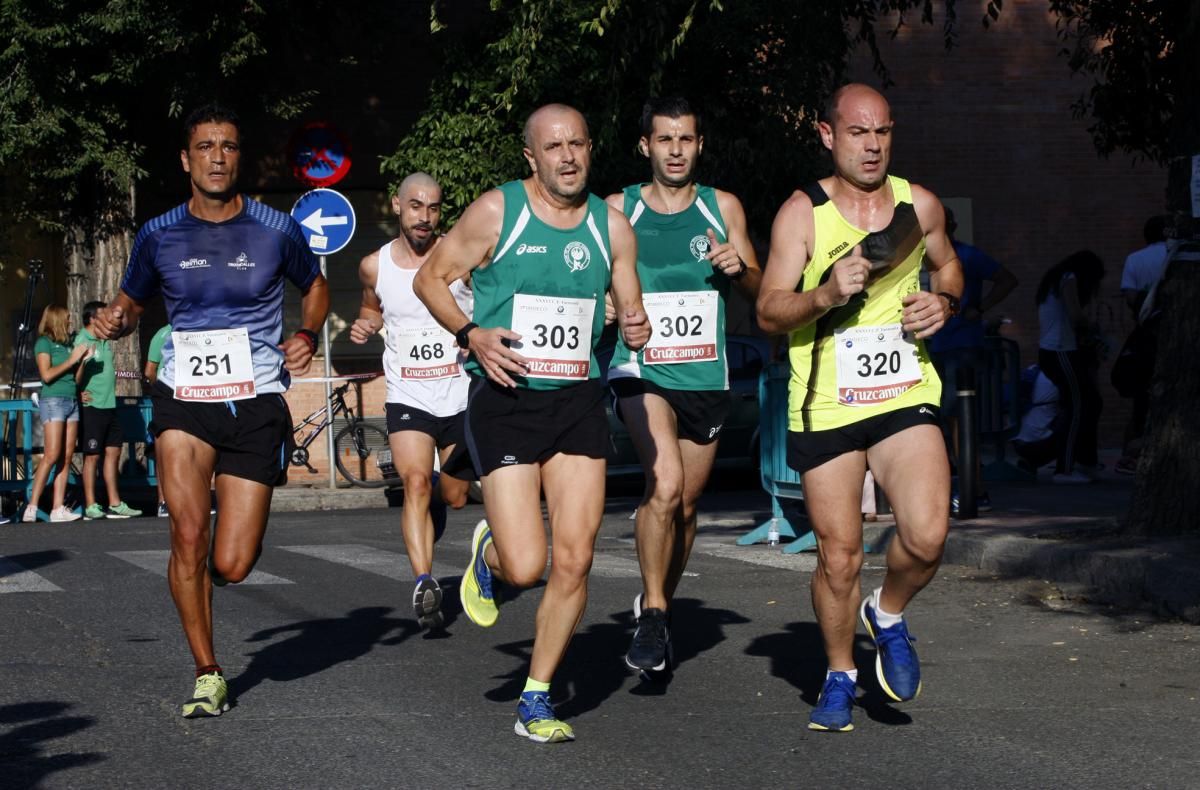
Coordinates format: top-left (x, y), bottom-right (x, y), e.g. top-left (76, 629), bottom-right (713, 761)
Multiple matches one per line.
top-left (607, 183), bottom-right (731, 391)
top-left (466, 180), bottom-right (612, 391)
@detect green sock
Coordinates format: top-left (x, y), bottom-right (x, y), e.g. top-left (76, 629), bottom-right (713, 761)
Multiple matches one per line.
top-left (522, 677), bottom-right (550, 694)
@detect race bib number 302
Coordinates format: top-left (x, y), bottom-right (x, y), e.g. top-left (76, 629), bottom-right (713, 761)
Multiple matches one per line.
top-left (172, 328), bottom-right (256, 402)
top-left (396, 326), bottom-right (459, 380)
top-left (510, 293), bottom-right (595, 380)
top-left (642, 290), bottom-right (719, 365)
top-left (833, 323), bottom-right (923, 406)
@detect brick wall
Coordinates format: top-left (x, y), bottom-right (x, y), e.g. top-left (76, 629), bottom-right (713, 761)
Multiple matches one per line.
top-left (845, 0), bottom-right (1164, 449)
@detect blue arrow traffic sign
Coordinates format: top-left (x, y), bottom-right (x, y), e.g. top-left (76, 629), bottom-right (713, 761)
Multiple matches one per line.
top-left (290, 188), bottom-right (357, 255)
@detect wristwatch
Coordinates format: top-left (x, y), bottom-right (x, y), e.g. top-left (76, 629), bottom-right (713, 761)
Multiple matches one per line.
top-left (455, 322), bottom-right (479, 350)
top-left (937, 292), bottom-right (962, 317)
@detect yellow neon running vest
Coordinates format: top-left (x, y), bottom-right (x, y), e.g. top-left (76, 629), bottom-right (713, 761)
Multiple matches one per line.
top-left (787, 175), bottom-right (941, 432)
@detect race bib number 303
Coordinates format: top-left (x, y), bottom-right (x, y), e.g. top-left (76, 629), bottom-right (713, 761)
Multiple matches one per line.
top-left (396, 326), bottom-right (459, 380)
top-left (833, 324), bottom-right (923, 406)
top-left (510, 293), bottom-right (595, 380)
top-left (172, 328), bottom-right (256, 402)
top-left (642, 290), bottom-right (719, 365)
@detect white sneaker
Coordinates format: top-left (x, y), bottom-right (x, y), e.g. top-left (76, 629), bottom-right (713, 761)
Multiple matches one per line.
top-left (1052, 471), bottom-right (1092, 485)
top-left (50, 506), bottom-right (81, 522)
top-left (22, 504), bottom-right (37, 523)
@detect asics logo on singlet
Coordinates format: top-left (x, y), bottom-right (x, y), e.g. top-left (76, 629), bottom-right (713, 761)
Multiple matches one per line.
top-left (179, 258), bottom-right (209, 270)
top-left (227, 252), bottom-right (255, 270)
top-left (689, 235), bottom-right (711, 260)
top-left (516, 244), bottom-right (548, 255)
top-left (827, 241), bottom-right (850, 259)
top-left (563, 242), bottom-right (591, 272)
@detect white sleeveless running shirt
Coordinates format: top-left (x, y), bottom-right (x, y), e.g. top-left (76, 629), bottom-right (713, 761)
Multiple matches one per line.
top-left (375, 240), bottom-right (473, 416)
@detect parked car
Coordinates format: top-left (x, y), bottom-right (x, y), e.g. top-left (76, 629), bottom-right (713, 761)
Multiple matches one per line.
top-left (595, 332), bottom-right (771, 476)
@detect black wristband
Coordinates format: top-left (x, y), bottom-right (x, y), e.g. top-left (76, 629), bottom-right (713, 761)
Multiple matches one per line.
top-left (294, 328), bottom-right (318, 353)
top-left (455, 322), bottom-right (479, 350)
top-left (730, 259), bottom-right (748, 280)
top-left (937, 292), bottom-right (962, 317)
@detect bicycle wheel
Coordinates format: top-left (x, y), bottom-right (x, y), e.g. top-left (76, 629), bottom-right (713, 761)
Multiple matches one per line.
top-left (333, 421), bottom-right (394, 488)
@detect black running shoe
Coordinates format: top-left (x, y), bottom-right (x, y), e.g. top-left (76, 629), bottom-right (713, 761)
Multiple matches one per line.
top-left (413, 574), bottom-right (444, 630)
top-left (626, 605), bottom-right (671, 672)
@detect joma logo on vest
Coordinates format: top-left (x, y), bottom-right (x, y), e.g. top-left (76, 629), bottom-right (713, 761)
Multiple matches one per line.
top-left (827, 241), bottom-right (850, 259)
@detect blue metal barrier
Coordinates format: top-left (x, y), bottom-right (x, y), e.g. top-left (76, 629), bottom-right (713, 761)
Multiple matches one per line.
top-left (737, 362), bottom-right (817, 553)
top-left (1, 397), bottom-right (157, 517)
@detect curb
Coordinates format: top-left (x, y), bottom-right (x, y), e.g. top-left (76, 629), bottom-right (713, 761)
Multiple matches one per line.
top-left (271, 485), bottom-right (395, 512)
top-left (938, 529), bottom-right (1200, 624)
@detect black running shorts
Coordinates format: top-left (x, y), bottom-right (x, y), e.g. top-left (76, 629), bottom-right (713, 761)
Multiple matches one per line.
top-left (80, 406), bottom-right (123, 455)
top-left (786, 404), bottom-right (940, 475)
top-left (609, 377), bottom-right (730, 445)
top-left (149, 381), bottom-right (294, 487)
top-left (463, 375), bottom-right (609, 477)
top-left (385, 402), bottom-right (464, 451)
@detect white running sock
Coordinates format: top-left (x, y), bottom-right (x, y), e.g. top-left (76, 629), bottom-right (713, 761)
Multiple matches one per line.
top-left (828, 668), bottom-right (858, 682)
top-left (871, 587), bottom-right (904, 628)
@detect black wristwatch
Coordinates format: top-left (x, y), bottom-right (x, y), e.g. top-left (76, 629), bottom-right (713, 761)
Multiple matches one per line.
top-left (455, 322), bottom-right (479, 350)
top-left (937, 292), bottom-right (961, 317)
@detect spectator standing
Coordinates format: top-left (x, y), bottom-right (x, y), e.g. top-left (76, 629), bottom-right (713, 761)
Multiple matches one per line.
top-left (23, 305), bottom-right (89, 522)
top-left (1035, 251), bottom-right (1106, 484)
top-left (75, 301), bottom-right (142, 519)
top-left (927, 207), bottom-right (1018, 512)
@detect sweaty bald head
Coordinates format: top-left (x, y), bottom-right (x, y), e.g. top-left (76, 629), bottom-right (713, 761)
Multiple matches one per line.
top-left (523, 104), bottom-right (589, 149)
top-left (822, 83), bottom-right (891, 127)
top-left (392, 172), bottom-right (443, 253)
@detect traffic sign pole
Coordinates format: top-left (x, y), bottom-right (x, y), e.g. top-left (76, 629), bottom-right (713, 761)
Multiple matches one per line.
top-left (322, 255), bottom-right (336, 489)
top-left (290, 189), bottom-right (357, 489)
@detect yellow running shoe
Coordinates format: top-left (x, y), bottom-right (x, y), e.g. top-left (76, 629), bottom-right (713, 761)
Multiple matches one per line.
top-left (181, 672), bottom-right (230, 718)
top-left (515, 691), bottom-right (575, 743)
top-left (461, 520), bottom-right (498, 627)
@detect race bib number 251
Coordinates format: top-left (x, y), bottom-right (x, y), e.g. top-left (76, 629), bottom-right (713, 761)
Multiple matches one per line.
top-left (172, 328), bottom-right (256, 402)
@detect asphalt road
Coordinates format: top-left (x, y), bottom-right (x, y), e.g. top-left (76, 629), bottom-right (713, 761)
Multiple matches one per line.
top-left (2, 494), bottom-right (1198, 789)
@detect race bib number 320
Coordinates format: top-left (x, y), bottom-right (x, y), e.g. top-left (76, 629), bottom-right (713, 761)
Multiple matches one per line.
top-left (172, 328), bottom-right (256, 402)
top-left (510, 293), bottom-right (595, 380)
top-left (833, 323), bottom-right (923, 406)
top-left (642, 290), bottom-right (719, 365)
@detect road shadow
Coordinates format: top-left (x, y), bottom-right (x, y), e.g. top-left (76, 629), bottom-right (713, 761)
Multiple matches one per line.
top-left (232, 606), bottom-right (420, 699)
top-left (482, 598), bottom-right (749, 719)
top-left (744, 621), bottom-right (913, 727)
top-left (0, 550), bottom-right (70, 574)
top-left (0, 701), bottom-right (104, 787)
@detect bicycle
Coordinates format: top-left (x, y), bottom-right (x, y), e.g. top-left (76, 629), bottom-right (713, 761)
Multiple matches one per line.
top-left (290, 380), bottom-right (394, 488)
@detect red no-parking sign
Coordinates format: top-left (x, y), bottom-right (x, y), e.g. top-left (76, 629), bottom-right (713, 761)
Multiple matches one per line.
top-left (288, 121), bottom-right (352, 187)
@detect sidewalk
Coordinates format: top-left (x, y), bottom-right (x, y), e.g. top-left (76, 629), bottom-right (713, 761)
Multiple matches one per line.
top-left (269, 464), bottom-right (1200, 624)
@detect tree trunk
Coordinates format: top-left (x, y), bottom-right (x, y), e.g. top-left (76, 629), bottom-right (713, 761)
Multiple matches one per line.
top-left (65, 182), bottom-right (140, 396)
top-left (1125, 240), bottom-right (1200, 536)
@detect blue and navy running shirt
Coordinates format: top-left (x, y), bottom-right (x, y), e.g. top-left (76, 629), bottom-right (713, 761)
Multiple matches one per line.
top-left (121, 196), bottom-right (320, 394)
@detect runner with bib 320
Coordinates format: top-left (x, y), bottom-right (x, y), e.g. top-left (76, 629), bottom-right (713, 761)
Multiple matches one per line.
top-left (757, 84), bottom-right (963, 734)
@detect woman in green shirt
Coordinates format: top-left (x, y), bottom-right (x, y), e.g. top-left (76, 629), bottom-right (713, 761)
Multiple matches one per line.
top-left (24, 304), bottom-right (91, 522)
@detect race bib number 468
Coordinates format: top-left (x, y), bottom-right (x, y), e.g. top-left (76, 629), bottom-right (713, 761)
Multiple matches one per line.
top-left (510, 293), bottom-right (595, 380)
top-left (833, 324), bottom-right (923, 406)
top-left (172, 328), bottom-right (256, 402)
top-left (396, 326), bottom-right (459, 380)
top-left (642, 290), bottom-right (719, 365)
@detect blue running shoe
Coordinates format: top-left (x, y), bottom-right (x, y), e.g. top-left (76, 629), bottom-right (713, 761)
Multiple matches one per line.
top-left (461, 520), bottom-right (498, 627)
top-left (515, 691), bottom-right (575, 743)
top-left (808, 671), bottom-right (855, 732)
top-left (860, 598), bottom-right (922, 702)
